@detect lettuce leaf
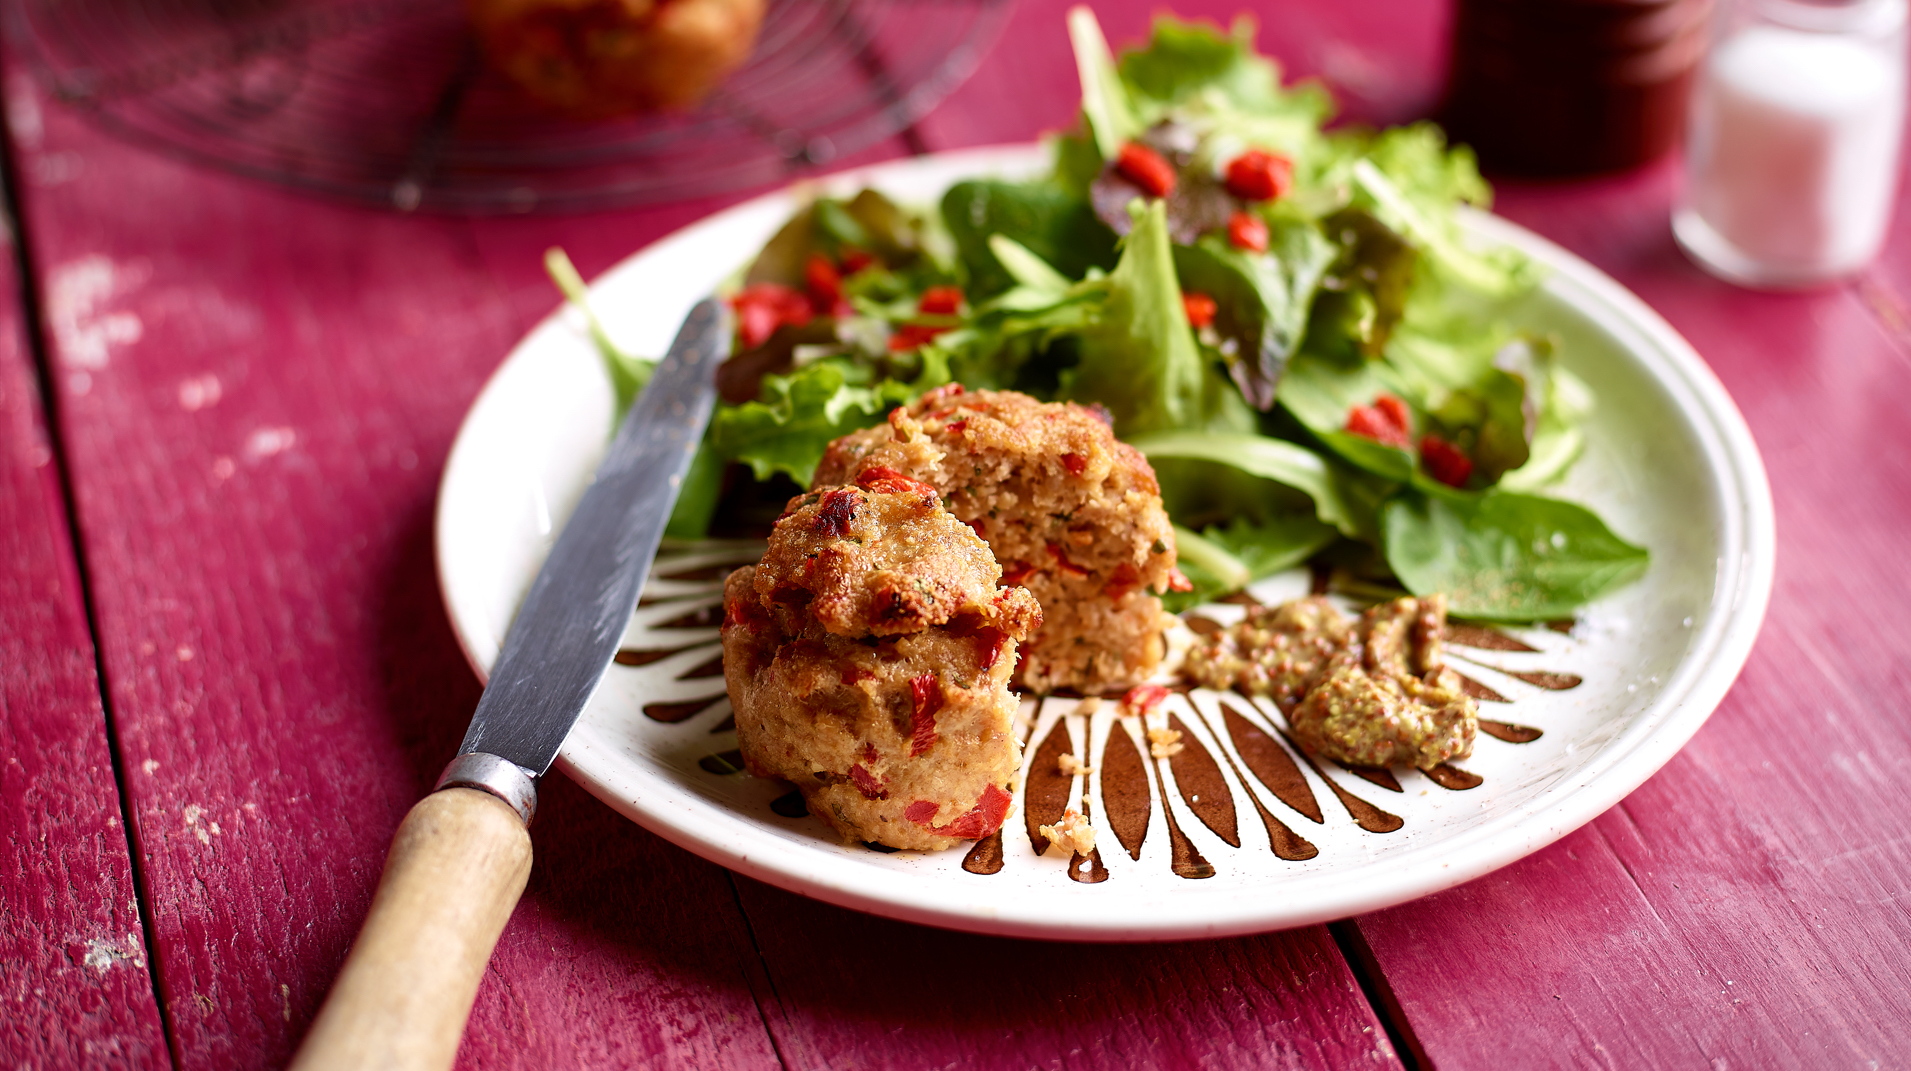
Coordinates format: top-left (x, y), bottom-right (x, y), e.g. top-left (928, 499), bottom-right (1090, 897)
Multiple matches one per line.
top-left (1062, 200), bottom-right (1254, 435)
top-left (1164, 515), bottom-right (1337, 611)
top-left (709, 359), bottom-right (928, 485)
top-left (1174, 223), bottom-right (1335, 408)
top-left (1381, 490), bottom-right (1649, 620)
top-left (1129, 430), bottom-right (1364, 535)
top-left (1068, 6), bottom-right (1142, 158)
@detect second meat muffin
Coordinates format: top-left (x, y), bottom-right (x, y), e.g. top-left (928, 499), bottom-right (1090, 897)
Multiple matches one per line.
top-left (813, 385), bottom-right (1182, 694)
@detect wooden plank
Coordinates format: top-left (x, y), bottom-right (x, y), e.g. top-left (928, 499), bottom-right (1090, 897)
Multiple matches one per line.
top-left (733, 879), bottom-right (1401, 1070)
top-left (1353, 162), bottom-right (1911, 1067)
top-left (0, 178), bottom-right (170, 1063)
top-left (3, 70), bottom-right (843, 1070)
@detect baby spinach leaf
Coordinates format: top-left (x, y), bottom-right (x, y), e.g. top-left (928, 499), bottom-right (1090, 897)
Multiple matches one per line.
top-left (1381, 490), bottom-right (1649, 620)
top-left (1163, 515), bottom-right (1337, 611)
top-left (940, 179), bottom-right (1116, 298)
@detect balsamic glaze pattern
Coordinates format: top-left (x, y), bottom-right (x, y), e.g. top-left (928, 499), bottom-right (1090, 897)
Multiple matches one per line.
top-left (617, 545), bottom-right (1581, 885)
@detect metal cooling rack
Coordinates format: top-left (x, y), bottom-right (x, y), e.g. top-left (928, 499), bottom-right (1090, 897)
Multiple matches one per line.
top-left (9, 0), bottom-right (1011, 212)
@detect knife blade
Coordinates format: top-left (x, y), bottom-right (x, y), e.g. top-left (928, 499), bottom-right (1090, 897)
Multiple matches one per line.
top-left (457, 295), bottom-right (727, 787)
top-left (290, 297), bottom-right (730, 1071)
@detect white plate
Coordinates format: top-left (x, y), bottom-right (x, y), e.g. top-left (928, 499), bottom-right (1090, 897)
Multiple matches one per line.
top-left (435, 145), bottom-right (1775, 941)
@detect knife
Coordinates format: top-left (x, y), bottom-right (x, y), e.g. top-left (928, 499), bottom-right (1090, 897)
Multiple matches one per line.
top-left (289, 298), bottom-right (729, 1071)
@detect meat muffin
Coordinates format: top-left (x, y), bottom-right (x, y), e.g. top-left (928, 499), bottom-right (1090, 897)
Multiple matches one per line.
top-left (813, 385), bottom-right (1181, 694)
top-left (722, 470), bottom-right (1041, 850)
top-left (468, 0), bottom-right (765, 118)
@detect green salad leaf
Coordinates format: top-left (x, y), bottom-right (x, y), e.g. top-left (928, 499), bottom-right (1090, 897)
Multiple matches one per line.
top-left (1165, 515), bottom-right (1337, 611)
top-left (1381, 491), bottom-right (1649, 620)
top-left (942, 179), bottom-right (1117, 298)
top-left (709, 359), bottom-right (928, 485)
top-left (1063, 200), bottom-right (1253, 435)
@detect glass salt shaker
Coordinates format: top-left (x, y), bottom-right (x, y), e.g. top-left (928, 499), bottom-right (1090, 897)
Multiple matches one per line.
top-left (1674, 0), bottom-right (1908, 287)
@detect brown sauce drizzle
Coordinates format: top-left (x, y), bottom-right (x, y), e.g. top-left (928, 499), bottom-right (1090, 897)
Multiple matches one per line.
top-left (1024, 720), bottom-right (1074, 856)
top-left (657, 602), bottom-right (725, 629)
top-left (644, 695), bottom-right (724, 723)
top-left (864, 841), bottom-right (901, 853)
top-left (1218, 701), bottom-right (1323, 824)
top-left (1069, 846), bottom-right (1110, 883)
top-left (678, 652), bottom-right (726, 680)
top-left (659, 562), bottom-right (734, 581)
top-left (1280, 732), bottom-right (1404, 834)
top-left (615, 646), bottom-right (689, 666)
top-left (962, 831), bottom-right (1006, 875)
top-left (1444, 623), bottom-right (1539, 652)
top-left (1183, 615), bottom-right (1226, 636)
top-left (1505, 670), bottom-right (1583, 690)
top-left (709, 714), bottom-right (736, 734)
top-left (1479, 719), bottom-right (1543, 743)
top-left (1217, 592), bottom-right (1264, 608)
top-left (1455, 672), bottom-right (1511, 703)
top-left (1424, 763), bottom-right (1484, 791)
top-left (1546, 619), bottom-right (1576, 634)
top-left (1148, 747), bottom-right (1215, 879)
top-left (1339, 764), bottom-right (1404, 793)
top-left (1166, 712), bottom-right (1240, 848)
top-left (1099, 722), bottom-right (1152, 861)
top-left (770, 790), bottom-right (808, 818)
top-left (1451, 653), bottom-right (1583, 691)
top-left (1195, 707), bottom-right (1317, 861)
top-left (699, 749), bottom-right (745, 775)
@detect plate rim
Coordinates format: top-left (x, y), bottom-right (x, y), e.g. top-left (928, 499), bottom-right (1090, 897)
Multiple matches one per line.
top-left (435, 144), bottom-right (1777, 940)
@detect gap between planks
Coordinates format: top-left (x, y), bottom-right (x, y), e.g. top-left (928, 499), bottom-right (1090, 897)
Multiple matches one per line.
top-left (0, 70), bottom-right (185, 1070)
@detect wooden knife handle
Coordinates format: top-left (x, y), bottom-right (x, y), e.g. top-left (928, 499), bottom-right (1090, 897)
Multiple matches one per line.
top-left (289, 787), bottom-right (533, 1071)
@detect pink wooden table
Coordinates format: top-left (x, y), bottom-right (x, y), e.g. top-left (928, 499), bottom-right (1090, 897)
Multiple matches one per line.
top-left (5, 0), bottom-right (1910, 1067)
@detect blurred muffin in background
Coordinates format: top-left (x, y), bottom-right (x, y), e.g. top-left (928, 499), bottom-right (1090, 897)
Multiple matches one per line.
top-left (469, 0), bottom-right (766, 118)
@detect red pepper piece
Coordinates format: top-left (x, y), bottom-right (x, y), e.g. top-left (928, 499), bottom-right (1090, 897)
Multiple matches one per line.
top-left (1000, 560), bottom-right (1037, 586)
top-left (1374, 394), bottom-right (1411, 432)
top-left (855, 466), bottom-right (939, 501)
top-left (1227, 210), bottom-right (1269, 253)
top-left (1344, 393), bottom-right (1413, 449)
top-left (1123, 683), bottom-right (1171, 717)
top-left (1046, 542), bottom-right (1089, 578)
top-left (917, 286), bottom-right (965, 315)
top-left (730, 283), bottom-right (812, 349)
top-left (839, 247), bottom-right (876, 274)
top-left (804, 253), bottom-right (852, 318)
top-left (967, 518), bottom-right (988, 540)
top-left (1115, 141), bottom-right (1177, 197)
top-left (945, 419), bottom-right (968, 434)
top-left (843, 665), bottom-right (874, 685)
top-left (813, 488), bottom-right (860, 538)
top-left (1420, 435), bottom-right (1475, 487)
top-left (973, 627), bottom-right (1009, 669)
top-left (905, 784), bottom-right (1013, 839)
top-left (1106, 561), bottom-right (1140, 600)
top-left (1167, 566), bottom-right (1194, 592)
top-left (909, 674), bottom-right (942, 756)
top-left (849, 764), bottom-right (889, 801)
top-left (1061, 452), bottom-right (1088, 476)
top-left (1224, 149), bottom-right (1294, 202)
top-left (888, 323), bottom-right (949, 351)
top-left (1182, 291), bottom-right (1217, 329)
